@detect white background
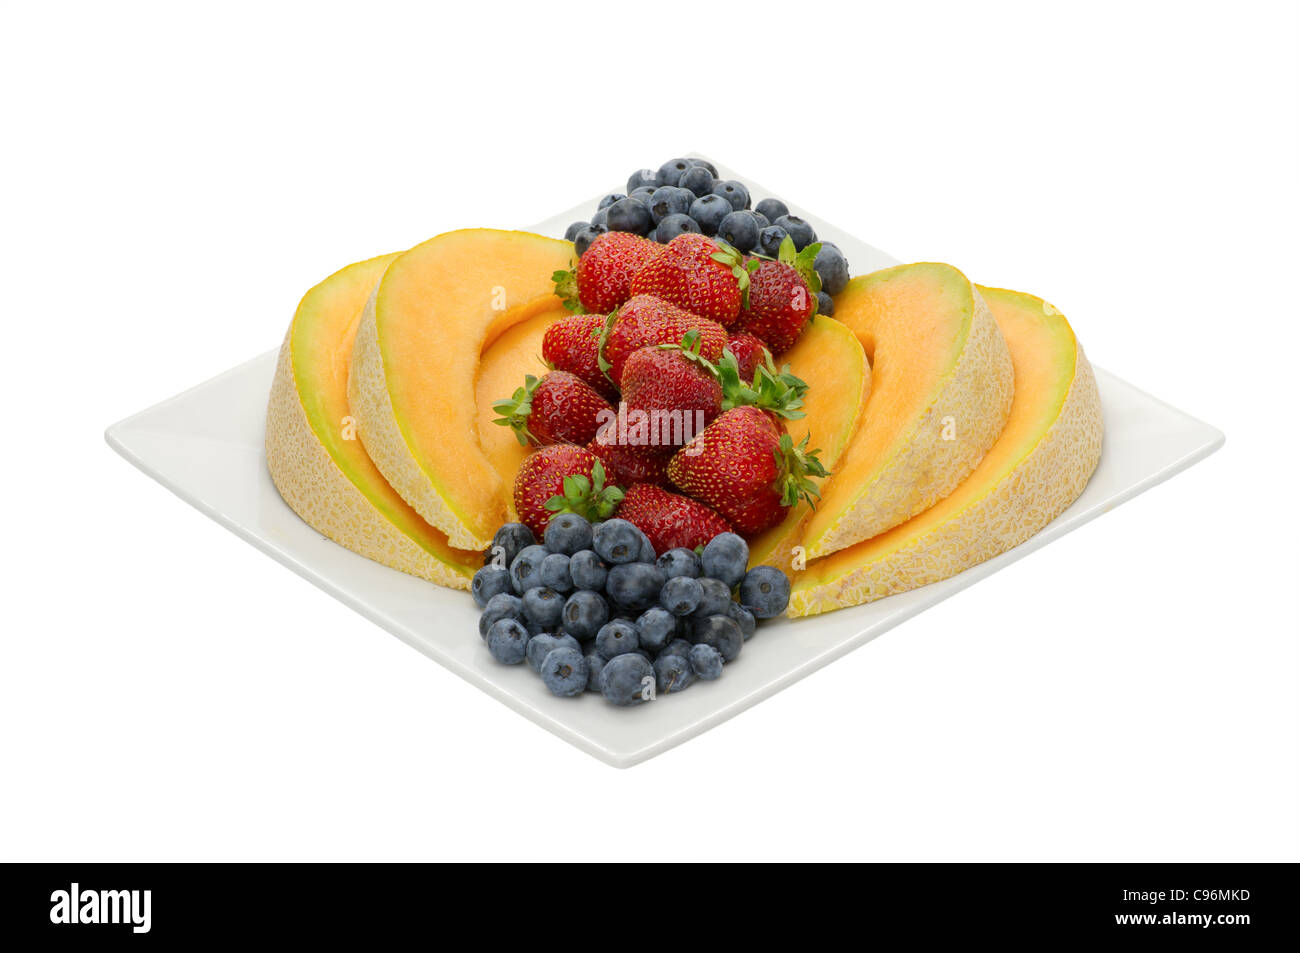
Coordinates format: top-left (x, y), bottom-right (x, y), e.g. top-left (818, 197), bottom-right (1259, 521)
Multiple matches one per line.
top-left (2, 1), bottom-right (1297, 861)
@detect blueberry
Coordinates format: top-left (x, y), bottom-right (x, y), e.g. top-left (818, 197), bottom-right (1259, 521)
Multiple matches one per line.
top-left (479, 592), bottom-right (523, 639)
top-left (678, 165), bottom-right (715, 197)
top-left (689, 643), bottom-right (724, 680)
top-left (726, 601), bottom-right (757, 641)
top-left (636, 606), bottom-right (677, 653)
top-left (540, 647), bottom-right (587, 697)
top-left (758, 225), bottom-right (789, 258)
top-left (688, 194), bottom-right (732, 236)
top-left (509, 544), bottom-right (549, 594)
top-left (606, 197), bottom-right (652, 235)
top-left (773, 214), bottom-right (816, 250)
top-left (598, 192), bottom-right (626, 211)
top-left (486, 618), bottom-right (529, 665)
top-left (471, 566), bottom-right (513, 608)
top-left (538, 553), bottom-right (573, 593)
top-left (585, 652), bottom-right (606, 692)
top-left (592, 518), bottom-right (642, 564)
top-left (691, 577), bottom-right (733, 620)
top-left (816, 291), bottom-right (834, 316)
top-left (691, 614), bottom-right (743, 662)
top-left (739, 565), bottom-right (791, 619)
top-left (627, 168), bottom-right (658, 193)
top-left (563, 221), bottom-right (588, 243)
top-left (662, 638), bottom-right (694, 662)
top-left (654, 654), bottom-right (695, 694)
top-left (573, 224), bottom-right (608, 256)
top-left (569, 549), bottom-right (608, 591)
top-left (660, 576), bottom-right (703, 616)
top-left (526, 632), bottom-right (580, 672)
top-left (751, 211), bottom-right (770, 231)
top-left (656, 548), bottom-right (701, 579)
top-left (543, 512), bottom-right (592, 555)
top-left (701, 533), bottom-right (749, 588)
top-left (648, 186), bottom-right (694, 224)
top-left (487, 522), bottom-right (536, 570)
top-left (755, 198), bottom-right (789, 222)
top-left (655, 213), bottom-right (701, 243)
top-left (591, 207), bottom-right (609, 227)
top-left (716, 210), bottom-right (760, 252)
top-left (595, 619), bottom-right (640, 660)
top-left (522, 586), bottom-right (565, 630)
top-left (813, 242), bottom-right (849, 296)
top-left (687, 158), bottom-right (718, 176)
top-left (711, 180), bottom-right (751, 211)
top-left (600, 653), bottom-right (655, 706)
top-left (561, 589), bottom-right (609, 642)
top-left (606, 562), bottom-right (666, 612)
top-left (655, 157), bottom-right (693, 187)
top-left (628, 186), bottom-right (658, 209)
top-left (635, 528), bottom-right (657, 563)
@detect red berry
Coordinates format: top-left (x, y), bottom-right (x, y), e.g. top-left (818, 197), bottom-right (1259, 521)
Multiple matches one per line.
top-left (667, 406), bottom-right (827, 535)
top-left (513, 444), bottom-right (623, 537)
top-left (601, 294), bottom-right (728, 386)
top-left (553, 232), bottom-right (660, 314)
top-left (619, 346), bottom-right (722, 445)
top-left (492, 371), bottom-right (614, 447)
top-left (542, 313), bottom-right (616, 400)
top-left (725, 332), bottom-right (770, 383)
top-left (586, 437), bottom-right (672, 488)
top-left (616, 484), bottom-right (732, 556)
top-left (628, 233), bottom-right (747, 326)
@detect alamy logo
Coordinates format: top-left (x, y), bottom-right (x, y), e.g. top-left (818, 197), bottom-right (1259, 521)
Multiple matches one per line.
top-left (50, 882), bottom-right (151, 934)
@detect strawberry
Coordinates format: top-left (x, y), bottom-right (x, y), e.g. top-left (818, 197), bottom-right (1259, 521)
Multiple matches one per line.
top-left (586, 437), bottom-right (672, 488)
top-left (513, 445), bottom-right (624, 537)
top-left (725, 331), bottom-right (770, 383)
top-left (667, 406), bottom-right (828, 535)
top-left (733, 235), bottom-right (822, 353)
top-left (552, 232), bottom-right (660, 314)
top-left (628, 233), bottom-right (748, 326)
top-left (618, 341), bottom-right (723, 440)
top-left (492, 371), bottom-right (614, 447)
top-left (600, 294), bottom-right (728, 385)
top-left (616, 484), bottom-right (732, 555)
top-left (542, 312), bottom-right (617, 400)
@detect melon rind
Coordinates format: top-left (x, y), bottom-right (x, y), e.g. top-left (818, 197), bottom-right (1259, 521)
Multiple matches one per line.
top-left (789, 288), bottom-right (1103, 616)
top-left (806, 268), bottom-right (1016, 558)
top-left (265, 255), bottom-right (478, 590)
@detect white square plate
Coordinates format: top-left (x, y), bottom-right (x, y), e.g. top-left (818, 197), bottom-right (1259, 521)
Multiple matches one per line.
top-left (106, 159), bottom-right (1224, 767)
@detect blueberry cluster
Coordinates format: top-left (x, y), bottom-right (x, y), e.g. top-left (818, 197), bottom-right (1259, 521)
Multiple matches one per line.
top-left (471, 514), bottom-right (790, 706)
top-left (562, 157), bottom-right (851, 315)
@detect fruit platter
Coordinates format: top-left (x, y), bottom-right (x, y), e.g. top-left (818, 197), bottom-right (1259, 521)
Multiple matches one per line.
top-left (107, 156), bottom-right (1224, 765)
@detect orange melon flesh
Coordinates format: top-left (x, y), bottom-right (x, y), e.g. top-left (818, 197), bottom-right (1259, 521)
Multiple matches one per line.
top-left (801, 263), bottom-right (1014, 558)
top-left (474, 305), bottom-right (569, 512)
top-left (348, 229), bottom-right (574, 550)
top-left (265, 254), bottom-right (481, 588)
top-left (788, 286), bottom-right (1103, 616)
top-left (747, 316), bottom-right (871, 568)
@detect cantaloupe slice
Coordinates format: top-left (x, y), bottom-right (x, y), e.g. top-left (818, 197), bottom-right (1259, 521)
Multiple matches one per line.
top-left (788, 286), bottom-right (1103, 616)
top-left (747, 317), bottom-right (871, 569)
top-left (265, 254), bottom-right (481, 589)
top-left (474, 305), bottom-right (569, 516)
top-left (801, 263), bottom-right (1015, 558)
top-left (349, 229), bottom-right (574, 550)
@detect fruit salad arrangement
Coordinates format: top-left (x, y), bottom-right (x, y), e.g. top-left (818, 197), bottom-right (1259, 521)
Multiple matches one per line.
top-left (473, 508), bottom-right (787, 704)
top-left (264, 155), bottom-right (1105, 707)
